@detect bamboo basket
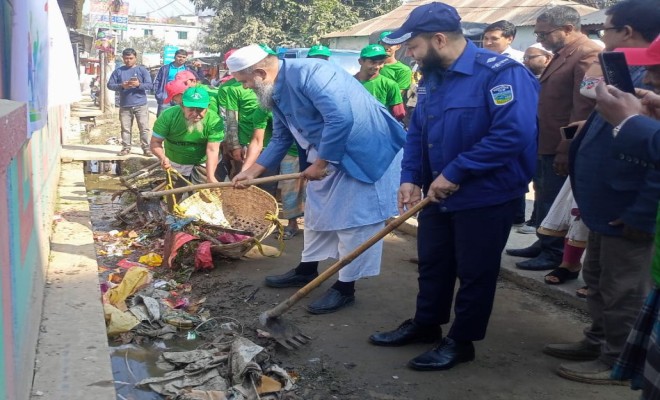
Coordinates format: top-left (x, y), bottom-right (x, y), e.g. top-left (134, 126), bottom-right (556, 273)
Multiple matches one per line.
top-left (178, 186), bottom-right (279, 259)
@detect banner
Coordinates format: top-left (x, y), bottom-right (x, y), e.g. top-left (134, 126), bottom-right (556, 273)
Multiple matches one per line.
top-left (95, 28), bottom-right (116, 54)
top-left (90, 0), bottom-right (129, 31)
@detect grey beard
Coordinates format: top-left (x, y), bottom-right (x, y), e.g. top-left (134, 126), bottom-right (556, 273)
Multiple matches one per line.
top-left (254, 79), bottom-right (275, 110)
top-left (186, 120), bottom-right (204, 133)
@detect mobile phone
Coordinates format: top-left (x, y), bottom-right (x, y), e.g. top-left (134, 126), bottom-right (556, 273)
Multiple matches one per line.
top-left (598, 52), bottom-right (635, 94)
top-left (561, 125), bottom-right (579, 140)
top-left (129, 77), bottom-right (138, 81)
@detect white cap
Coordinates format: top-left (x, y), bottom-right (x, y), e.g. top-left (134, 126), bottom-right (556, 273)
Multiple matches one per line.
top-left (527, 43), bottom-right (552, 55)
top-left (226, 44), bottom-right (268, 73)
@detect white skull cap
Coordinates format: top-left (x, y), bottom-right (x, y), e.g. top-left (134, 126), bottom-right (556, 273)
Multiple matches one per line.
top-left (528, 43), bottom-right (553, 55)
top-left (226, 44), bottom-right (269, 73)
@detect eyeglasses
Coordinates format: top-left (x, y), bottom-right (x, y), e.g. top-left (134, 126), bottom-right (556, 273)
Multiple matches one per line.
top-left (534, 28), bottom-right (562, 39)
top-left (523, 54), bottom-right (548, 61)
top-left (597, 27), bottom-right (623, 38)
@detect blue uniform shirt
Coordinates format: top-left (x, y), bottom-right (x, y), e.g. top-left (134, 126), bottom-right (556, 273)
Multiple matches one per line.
top-left (402, 40), bottom-right (539, 211)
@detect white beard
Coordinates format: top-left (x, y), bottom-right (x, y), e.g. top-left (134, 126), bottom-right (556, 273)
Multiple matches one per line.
top-left (254, 76), bottom-right (275, 110)
top-left (186, 120), bottom-right (204, 133)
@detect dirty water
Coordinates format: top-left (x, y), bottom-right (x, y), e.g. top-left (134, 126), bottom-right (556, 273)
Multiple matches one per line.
top-left (85, 165), bottom-right (173, 400)
top-left (111, 339), bottom-right (202, 400)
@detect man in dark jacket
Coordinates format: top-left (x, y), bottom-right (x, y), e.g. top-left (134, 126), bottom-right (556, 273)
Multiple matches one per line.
top-left (153, 49), bottom-right (198, 116)
top-left (543, 0), bottom-right (660, 384)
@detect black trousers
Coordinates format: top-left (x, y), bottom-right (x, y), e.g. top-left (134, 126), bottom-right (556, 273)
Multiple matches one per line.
top-left (414, 199), bottom-right (517, 342)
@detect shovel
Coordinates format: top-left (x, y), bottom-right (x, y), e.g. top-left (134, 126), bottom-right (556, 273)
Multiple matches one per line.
top-left (259, 196), bottom-right (432, 349)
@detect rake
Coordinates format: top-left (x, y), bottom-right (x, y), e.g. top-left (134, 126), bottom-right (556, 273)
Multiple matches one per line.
top-left (258, 197), bottom-right (432, 349)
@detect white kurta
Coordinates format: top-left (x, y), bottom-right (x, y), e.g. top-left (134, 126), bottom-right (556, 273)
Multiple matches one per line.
top-left (300, 150), bottom-right (402, 281)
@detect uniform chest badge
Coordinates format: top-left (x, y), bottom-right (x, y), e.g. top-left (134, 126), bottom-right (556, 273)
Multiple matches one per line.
top-left (490, 84), bottom-right (514, 106)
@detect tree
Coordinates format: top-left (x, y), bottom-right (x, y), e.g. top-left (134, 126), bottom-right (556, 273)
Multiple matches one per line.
top-left (117, 36), bottom-right (166, 64)
top-left (188, 0), bottom-right (401, 52)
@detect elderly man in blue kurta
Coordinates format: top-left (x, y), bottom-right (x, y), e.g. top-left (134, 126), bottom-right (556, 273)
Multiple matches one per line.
top-left (229, 44), bottom-right (406, 314)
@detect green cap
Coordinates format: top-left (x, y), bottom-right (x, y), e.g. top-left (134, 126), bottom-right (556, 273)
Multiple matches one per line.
top-left (182, 86), bottom-right (210, 108)
top-left (308, 45), bottom-right (332, 58)
top-left (259, 43), bottom-right (277, 56)
top-left (360, 43), bottom-right (387, 59)
top-left (379, 31), bottom-right (393, 42)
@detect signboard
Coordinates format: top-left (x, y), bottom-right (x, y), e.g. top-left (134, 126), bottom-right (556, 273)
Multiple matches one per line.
top-left (163, 45), bottom-right (178, 65)
top-left (142, 52), bottom-right (161, 67)
top-left (90, 0), bottom-right (129, 31)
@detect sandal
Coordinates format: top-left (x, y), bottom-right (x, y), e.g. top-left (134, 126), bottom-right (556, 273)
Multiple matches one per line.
top-left (282, 226), bottom-right (299, 240)
top-left (544, 267), bottom-right (580, 285)
top-left (576, 285), bottom-right (588, 298)
top-left (117, 148), bottom-right (130, 156)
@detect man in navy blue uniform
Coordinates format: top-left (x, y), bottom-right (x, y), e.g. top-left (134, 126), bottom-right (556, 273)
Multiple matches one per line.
top-left (368, 2), bottom-right (539, 371)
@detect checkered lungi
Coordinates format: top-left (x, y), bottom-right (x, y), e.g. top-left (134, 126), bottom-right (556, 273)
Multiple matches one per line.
top-left (612, 286), bottom-right (660, 398)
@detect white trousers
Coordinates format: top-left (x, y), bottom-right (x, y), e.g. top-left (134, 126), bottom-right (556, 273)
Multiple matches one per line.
top-left (301, 221), bottom-right (385, 282)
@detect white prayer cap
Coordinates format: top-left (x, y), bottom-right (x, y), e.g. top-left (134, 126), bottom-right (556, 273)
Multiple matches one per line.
top-left (527, 43), bottom-right (553, 55)
top-left (226, 44), bottom-right (269, 73)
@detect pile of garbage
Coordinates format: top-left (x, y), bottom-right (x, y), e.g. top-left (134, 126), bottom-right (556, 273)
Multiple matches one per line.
top-left (139, 337), bottom-right (297, 399)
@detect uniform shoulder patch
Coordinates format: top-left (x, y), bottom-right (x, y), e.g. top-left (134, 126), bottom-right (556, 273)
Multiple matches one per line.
top-left (490, 84), bottom-right (514, 106)
top-left (476, 51), bottom-right (515, 71)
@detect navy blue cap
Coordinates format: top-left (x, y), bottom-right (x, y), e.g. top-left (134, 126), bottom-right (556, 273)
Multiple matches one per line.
top-left (382, 2), bottom-right (461, 45)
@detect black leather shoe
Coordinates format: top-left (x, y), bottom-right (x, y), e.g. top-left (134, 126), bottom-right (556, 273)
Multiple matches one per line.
top-left (265, 268), bottom-right (318, 288)
top-left (516, 253), bottom-right (561, 271)
top-left (369, 319), bottom-right (441, 347)
top-left (505, 242), bottom-right (542, 258)
top-left (408, 337), bottom-right (475, 371)
top-left (306, 288), bottom-right (354, 314)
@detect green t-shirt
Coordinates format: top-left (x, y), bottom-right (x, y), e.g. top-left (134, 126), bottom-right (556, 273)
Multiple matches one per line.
top-left (153, 106), bottom-right (224, 165)
top-left (216, 78), bottom-right (259, 146)
top-left (380, 61), bottom-right (412, 91)
top-left (653, 204), bottom-right (660, 286)
top-left (359, 74), bottom-right (403, 108)
top-left (251, 108), bottom-right (298, 157)
top-left (200, 84), bottom-right (218, 116)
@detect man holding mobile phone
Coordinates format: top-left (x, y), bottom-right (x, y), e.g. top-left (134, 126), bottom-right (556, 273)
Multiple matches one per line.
top-left (107, 48), bottom-right (153, 156)
top-left (542, 0), bottom-right (660, 385)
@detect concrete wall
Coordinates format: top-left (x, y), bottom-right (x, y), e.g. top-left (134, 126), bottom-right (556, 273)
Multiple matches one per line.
top-left (124, 21), bottom-right (203, 50)
top-left (326, 36), bottom-right (370, 51)
top-left (0, 100), bottom-right (63, 400)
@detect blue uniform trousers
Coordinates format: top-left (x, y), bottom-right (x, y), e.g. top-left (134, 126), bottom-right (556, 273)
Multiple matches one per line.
top-left (414, 199), bottom-right (517, 342)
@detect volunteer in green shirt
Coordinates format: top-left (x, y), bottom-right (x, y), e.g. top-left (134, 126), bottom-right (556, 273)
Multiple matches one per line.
top-left (378, 31), bottom-right (413, 96)
top-left (244, 107), bottom-right (305, 239)
top-left (216, 73), bottom-right (259, 178)
top-left (307, 45), bottom-right (332, 60)
top-left (150, 86), bottom-right (224, 184)
top-left (355, 44), bottom-right (405, 121)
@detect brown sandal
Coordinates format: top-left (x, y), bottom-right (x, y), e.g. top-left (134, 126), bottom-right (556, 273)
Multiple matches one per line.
top-left (576, 286), bottom-right (588, 298)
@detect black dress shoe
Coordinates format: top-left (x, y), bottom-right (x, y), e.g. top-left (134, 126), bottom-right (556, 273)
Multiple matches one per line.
top-left (408, 337), bottom-right (475, 371)
top-left (265, 268), bottom-right (318, 288)
top-left (505, 242), bottom-right (542, 258)
top-left (369, 319), bottom-right (441, 347)
top-left (306, 288), bottom-right (354, 314)
top-left (516, 253), bottom-right (561, 271)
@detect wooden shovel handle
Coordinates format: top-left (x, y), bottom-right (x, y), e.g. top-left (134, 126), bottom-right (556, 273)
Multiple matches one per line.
top-left (263, 196), bottom-right (433, 320)
top-left (140, 173), bottom-right (303, 198)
